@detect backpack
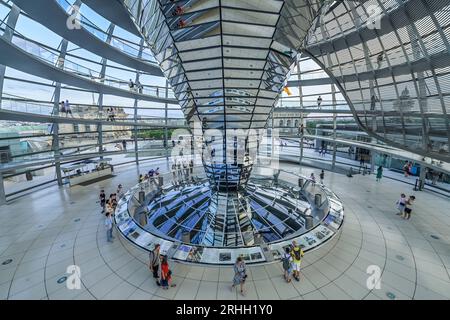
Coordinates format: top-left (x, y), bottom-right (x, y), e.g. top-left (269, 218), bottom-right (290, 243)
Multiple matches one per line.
top-left (282, 255), bottom-right (290, 271)
top-left (293, 248), bottom-right (303, 261)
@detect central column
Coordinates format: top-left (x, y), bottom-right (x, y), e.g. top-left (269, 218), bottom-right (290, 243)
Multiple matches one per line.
top-left (201, 126), bottom-right (255, 191)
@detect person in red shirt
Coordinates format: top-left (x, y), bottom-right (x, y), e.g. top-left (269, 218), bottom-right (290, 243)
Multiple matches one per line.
top-left (172, 5), bottom-right (184, 16)
top-left (160, 256), bottom-right (176, 289)
top-left (178, 19), bottom-right (186, 28)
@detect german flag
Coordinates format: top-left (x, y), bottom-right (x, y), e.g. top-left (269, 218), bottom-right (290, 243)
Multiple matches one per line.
top-left (283, 86), bottom-right (292, 96)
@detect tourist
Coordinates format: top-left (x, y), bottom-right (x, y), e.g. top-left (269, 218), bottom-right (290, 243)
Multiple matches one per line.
top-left (172, 5), bottom-right (184, 16)
top-left (282, 247), bottom-right (293, 283)
top-left (160, 256), bottom-right (176, 289)
top-left (319, 170), bottom-right (325, 184)
top-left (377, 52), bottom-right (383, 69)
top-left (370, 95), bottom-right (378, 111)
top-left (108, 107), bottom-right (115, 121)
top-left (189, 159), bottom-right (194, 175)
top-left (122, 140), bottom-right (127, 151)
top-left (99, 189), bottom-right (106, 213)
top-left (290, 241), bottom-right (304, 281)
top-left (231, 256), bottom-right (247, 296)
top-left (299, 123), bottom-right (304, 136)
top-left (110, 108), bottom-right (115, 121)
top-left (64, 100), bottom-right (73, 117)
top-left (177, 162), bottom-right (183, 180)
top-left (177, 18), bottom-right (186, 28)
top-left (109, 193), bottom-right (117, 211)
top-left (116, 184), bottom-right (124, 200)
top-left (403, 161), bottom-right (410, 177)
top-left (105, 199), bottom-right (114, 217)
top-left (171, 163), bottom-right (177, 183)
top-left (310, 173), bottom-right (316, 185)
top-left (396, 193), bottom-right (406, 215)
top-left (148, 168), bottom-right (155, 184)
top-left (105, 108), bottom-right (110, 121)
top-left (376, 166), bottom-right (383, 182)
top-left (317, 95), bottom-right (322, 109)
top-left (136, 79), bottom-right (143, 94)
top-left (129, 79), bottom-right (135, 91)
top-left (149, 244), bottom-right (161, 286)
top-left (60, 101), bottom-right (66, 115)
top-left (359, 155), bottom-right (365, 172)
top-left (347, 167), bottom-right (354, 178)
top-left (432, 171), bottom-right (439, 185)
top-left (403, 195), bottom-right (415, 220)
top-left (183, 161), bottom-right (189, 180)
top-left (105, 211), bottom-right (114, 243)
top-left (320, 141), bottom-right (326, 157)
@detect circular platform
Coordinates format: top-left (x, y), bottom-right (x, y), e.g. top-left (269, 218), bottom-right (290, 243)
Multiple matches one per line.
top-left (143, 180), bottom-right (315, 247)
top-left (114, 169), bottom-right (344, 265)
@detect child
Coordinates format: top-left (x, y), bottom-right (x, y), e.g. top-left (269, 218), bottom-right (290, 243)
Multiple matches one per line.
top-left (110, 194), bottom-right (117, 211)
top-left (396, 193), bottom-right (406, 215)
top-left (160, 256), bottom-right (176, 289)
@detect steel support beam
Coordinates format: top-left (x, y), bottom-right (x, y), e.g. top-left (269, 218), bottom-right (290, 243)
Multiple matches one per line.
top-left (0, 4), bottom-right (20, 109)
top-left (98, 23), bottom-right (115, 161)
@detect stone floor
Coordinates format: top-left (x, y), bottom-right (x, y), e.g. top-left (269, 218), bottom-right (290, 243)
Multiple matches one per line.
top-left (0, 161), bottom-right (449, 300)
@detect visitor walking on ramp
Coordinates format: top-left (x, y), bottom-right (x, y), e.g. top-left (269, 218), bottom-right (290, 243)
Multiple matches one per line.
top-left (376, 166), bottom-right (383, 182)
top-left (231, 257), bottom-right (247, 296)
